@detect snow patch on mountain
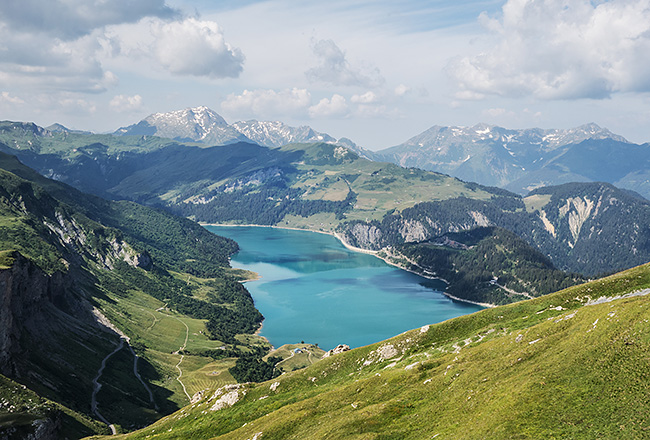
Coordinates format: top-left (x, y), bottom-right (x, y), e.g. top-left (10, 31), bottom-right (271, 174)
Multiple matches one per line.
top-left (114, 107), bottom-right (373, 157)
top-left (231, 120), bottom-right (335, 147)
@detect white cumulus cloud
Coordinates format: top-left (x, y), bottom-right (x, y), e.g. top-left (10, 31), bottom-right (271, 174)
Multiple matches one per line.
top-left (52, 96), bottom-right (98, 115)
top-left (308, 94), bottom-right (349, 118)
top-left (0, 0), bottom-right (178, 94)
top-left (394, 84), bottom-right (411, 97)
top-left (0, 29), bottom-right (118, 93)
top-left (351, 91), bottom-right (379, 104)
top-left (306, 39), bottom-right (384, 88)
top-left (221, 88), bottom-right (312, 119)
top-left (151, 18), bottom-right (244, 78)
top-left (110, 94), bottom-right (144, 112)
top-left (448, 0), bottom-right (650, 100)
top-left (0, 92), bottom-right (25, 105)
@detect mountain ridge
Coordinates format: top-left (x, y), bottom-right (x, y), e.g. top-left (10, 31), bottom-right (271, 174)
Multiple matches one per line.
top-left (113, 107), bottom-right (372, 157)
top-left (0, 152), bottom-right (270, 436)
top-left (374, 122), bottom-right (650, 199)
top-left (2, 121), bottom-right (649, 286)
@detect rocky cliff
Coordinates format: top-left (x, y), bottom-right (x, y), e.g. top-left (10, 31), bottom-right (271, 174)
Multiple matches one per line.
top-left (0, 252), bottom-right (69, 375)
top-left (0, 252), bottom-right (117, 377)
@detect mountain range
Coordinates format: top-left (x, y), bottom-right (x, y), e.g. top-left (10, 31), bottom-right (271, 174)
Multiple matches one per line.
top-left (373, 122), bottom-right (650, 199)
top-left (2, 118), bottom-right (650, 282)
top-left (2, 109), bottom-right (650, 438)
top-left (113, 106), bottom-right (371, 158)
top-left (113, 107), bottom-right (650, 200)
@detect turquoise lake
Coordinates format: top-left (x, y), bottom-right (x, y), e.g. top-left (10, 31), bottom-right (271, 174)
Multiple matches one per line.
top-left (205, 225), bottom-right (483, 350)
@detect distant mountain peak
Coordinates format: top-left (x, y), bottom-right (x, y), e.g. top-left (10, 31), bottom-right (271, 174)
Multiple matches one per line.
top-left (231, 119), bottom-right (336, 147)
top-left (46, 123), bottom-right (70, 133)
top-left (394, 123), bottom-right (627, 150)
top-left (0, 121), bottom-right (52, 137)
top-left (114, 106), bottom-right (249, 145)
top-left (147, 106), bottom-right (228, 128)
top-left (45, 123), bottom-right (91, 135)
top-left (375, 122), bottom-right (635, 191)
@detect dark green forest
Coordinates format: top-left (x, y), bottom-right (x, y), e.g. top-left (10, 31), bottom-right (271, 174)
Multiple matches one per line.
top-left (398, 227), bottom-right (584, 305)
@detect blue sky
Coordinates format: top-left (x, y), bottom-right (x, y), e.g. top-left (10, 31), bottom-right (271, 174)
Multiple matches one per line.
top-left (1, 0), bottom-right (650, 149)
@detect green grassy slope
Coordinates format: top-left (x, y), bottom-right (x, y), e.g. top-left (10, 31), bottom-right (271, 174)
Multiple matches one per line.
top-left (279, 143), bottom-right (496, 225)
top-left (169, 142), bottom-right (499, 231)
top-left (342, 182), bottom-right (650, 279)
top-left (0, 121), bottom-right (187, 157)
top-left (265, 344), bottom-right (326, 373)
top-left (94, 262), bottom-right (650, 439)
top-left (0, 153), bottom-right (268, 435)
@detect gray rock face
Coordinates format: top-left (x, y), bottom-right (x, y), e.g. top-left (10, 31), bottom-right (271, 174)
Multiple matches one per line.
top-left (345, 223), bottom-right (384, 250)
top-left (0, 253), bottom-right (72, 374)
top-left (231, 120), bottom-right (336, 147)
top-left (399, 220), bottom-right (428, 242)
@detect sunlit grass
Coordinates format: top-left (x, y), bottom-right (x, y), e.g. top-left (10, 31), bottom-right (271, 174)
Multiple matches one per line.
top-left (94, 262), bottom-right (650, 440)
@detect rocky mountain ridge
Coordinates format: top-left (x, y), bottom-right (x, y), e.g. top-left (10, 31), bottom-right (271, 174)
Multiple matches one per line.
top-left (340, 181), bottom-right (650, 276)
top-left (374, 123), bottom-right (650, 199)
top-left (113, 106), bottom-right (249, 145)
top-left (113, 106), bottom-right (371, 157)
top-left (2, 120), bottom-right (649, 279)
top-left (11, 112), bottom-right (649, 199)
top-left (381, 123), bottom-right (626, 155)
top-left (3, 119), bottom-right (650, 282)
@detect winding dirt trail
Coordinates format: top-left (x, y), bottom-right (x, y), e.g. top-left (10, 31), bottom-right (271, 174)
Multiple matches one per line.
top-left (91, 339), bottom-right (125, 435)
top-left (150, 308), bottom-right (192, 402)
top-left (127, 344), bottom-right (159, 410)
top-left (173, 316), bottom-right (191, 401)
top-left (91, 338), bottom-right (159, 434)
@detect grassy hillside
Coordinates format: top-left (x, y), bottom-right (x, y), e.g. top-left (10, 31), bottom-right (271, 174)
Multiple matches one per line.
top-left (0, 153), bottom-right (269, 436)
top-left (0, 121), bottom-right (188, 157)
top-left (169, 142), bottom-right (497, 231)
top-left (341, 182), bottom-right (650, 278)
top-left (90, 261), bottom-right (650, 439)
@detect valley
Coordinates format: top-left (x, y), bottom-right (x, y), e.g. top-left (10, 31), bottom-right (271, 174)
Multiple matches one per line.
top-left (1, 110), bottom-right (649, 438)
top-left (87, 256), bottom-right (650, 440)
top-left (0, 153), bottom-right (271, 436)
top-left (206, 225), bottom-right (482, 349)
top-left (5, 118), bottom-right (649, 285)
top-left (4, 0), bottom-right (650, 436)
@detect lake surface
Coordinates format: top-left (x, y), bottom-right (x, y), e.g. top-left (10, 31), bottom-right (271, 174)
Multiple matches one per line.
top-left (205, 225), bottom-right (483, 350)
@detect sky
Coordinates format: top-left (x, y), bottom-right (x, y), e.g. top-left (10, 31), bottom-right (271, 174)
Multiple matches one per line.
top-left (2, 0), bottom-right (650, 149)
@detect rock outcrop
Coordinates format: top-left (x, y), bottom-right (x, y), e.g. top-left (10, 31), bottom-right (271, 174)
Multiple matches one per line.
top-left (344, 224), bottom-right (383, 250)
top-left (0, 252), bottom-right (71, 375)
top-left (322, 344), bottom-right (350, 358)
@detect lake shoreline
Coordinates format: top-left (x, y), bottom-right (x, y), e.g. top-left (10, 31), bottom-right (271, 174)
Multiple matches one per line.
top-left (201, 222), bottom-right (493, 309)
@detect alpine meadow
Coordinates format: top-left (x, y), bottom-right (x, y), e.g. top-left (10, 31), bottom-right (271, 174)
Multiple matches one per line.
top-left (2, 1), bottom-right (650, 439)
